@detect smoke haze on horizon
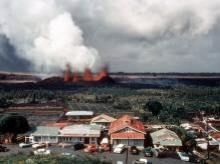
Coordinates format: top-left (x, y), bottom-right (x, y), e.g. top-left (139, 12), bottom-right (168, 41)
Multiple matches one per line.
top-left (0, 0), bottom-right (220, 73)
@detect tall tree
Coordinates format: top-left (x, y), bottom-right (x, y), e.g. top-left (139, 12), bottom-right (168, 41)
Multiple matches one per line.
top-left (145, 100), bottom-right (163, 116)
top-left (0, 113), bottom-right (30, 143)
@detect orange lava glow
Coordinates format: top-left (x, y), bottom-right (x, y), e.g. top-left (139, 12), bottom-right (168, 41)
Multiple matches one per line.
top-left (63, 66), bottom-right (108, 82)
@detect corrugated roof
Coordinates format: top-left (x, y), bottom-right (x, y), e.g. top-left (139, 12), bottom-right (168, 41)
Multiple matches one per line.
top-left (160, 140), bottom-right (182, 146)
top-left (111, 132), bottom-right (145, 139)
top-left (59, 124), bottom-right (101, 137)
top-left (150, 128), bottom-right (182, 146)
top-left (65, 111), bottom-right (93, 116)
top-left (109, 115), bottom-right (145, 134)
top-left (31, 126), bottom-right (60, 136)
top-left (90, 114), bottom-right (116, 123)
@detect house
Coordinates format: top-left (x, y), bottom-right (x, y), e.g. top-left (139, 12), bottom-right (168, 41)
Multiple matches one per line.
top-left (90, 114), bottom-right (116, 126)
top-left (180, 123), bottom-right (192, 130)
top-left (208, 131), bottom-right (220, 150)
top-left (207, 119), bottom-right (220, 132)
top-left (58, 124), bottom-right (102, 144)
top-left (195, 137), bottom-right (219, 150)
top-left (150, 128), bottom-right (182, 152)
top-left (29, 126), bottom-right (60, 143)
top-left (109, 115), bottom-right (146, 149)
top-left (58, 111), bottom-right (94, 124)
top-left (65, 111), bottom-right (94, 117)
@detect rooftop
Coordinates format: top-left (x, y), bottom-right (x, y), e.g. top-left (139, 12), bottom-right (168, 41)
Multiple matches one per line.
top-left (31, 126), bottom-right (60, 136)
top-left (209, 131), bottom-right (220, 141)
top-left (65, 111), bottom-right (94, 116)
top-left (150, 128), bottom-right (182, 146)
top-left (109, 115), bottom-right (145, 134)
top-left (90, 114), bottom-right (116, 123)
top-left (59, 124), bottom-right (102, 137)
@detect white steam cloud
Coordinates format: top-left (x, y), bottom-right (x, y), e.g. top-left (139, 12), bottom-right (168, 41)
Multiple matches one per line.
top-left (1, 0), bottom-right (220, 73)
top-left (0, 0), bottom-right (101, 73)
top-left (100, 0), bottom-right (220, 38)
top-left (62, 0), bottom-right (220, 38)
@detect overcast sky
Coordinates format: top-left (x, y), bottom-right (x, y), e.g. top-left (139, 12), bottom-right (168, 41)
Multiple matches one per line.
top-left (0, 0), bottom-right (220, 73)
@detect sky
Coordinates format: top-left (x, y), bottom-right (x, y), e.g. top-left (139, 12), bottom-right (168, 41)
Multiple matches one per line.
top-left (0, 0), bottom-right (220, 73)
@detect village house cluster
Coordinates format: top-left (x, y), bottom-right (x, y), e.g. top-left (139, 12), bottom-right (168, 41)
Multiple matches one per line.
top-left (15, 108), bottom-right (220, 153)
top-left (25, 113), bottom-right (149, 149)
top-left (1, 102), bottom-right (220, 163)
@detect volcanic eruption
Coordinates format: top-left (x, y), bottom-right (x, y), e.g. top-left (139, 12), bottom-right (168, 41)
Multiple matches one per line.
top-left (63, 64), bottom-right (72, 82)
top-left (63, 64), bottom-right (110, 83)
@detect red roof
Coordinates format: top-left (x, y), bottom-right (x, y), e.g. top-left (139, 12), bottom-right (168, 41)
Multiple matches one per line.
top-left (111, 132), bottom-right (145, 139)
top-left (109, 115), bottom-right (145, 134)
top-left (208, 120), bottom-right (220, 125)
top-left (209, 131), bottom-right (220, 141)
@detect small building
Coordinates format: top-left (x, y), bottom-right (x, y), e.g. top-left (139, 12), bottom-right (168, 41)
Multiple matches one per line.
top-left (90, 114), bottom-right (116, 126)
top-left (180, 123), bottom-right (192, 130)
top-left (59, 111), bottom-right (94, 124)
top-left (209, 131), bottom-right (220, 150)
top-left (29, 126), bottom-right (60, 143)
top-left (109, 115), bottom-right (146, 149)
top-left (59, 124), bottom-right (102, 144)
top-left (150, 128), bottom-right (182, 152)
top-left (65, 111), bottom-right (94, 117)
top-left (195, 137), bottom-right (219, 151)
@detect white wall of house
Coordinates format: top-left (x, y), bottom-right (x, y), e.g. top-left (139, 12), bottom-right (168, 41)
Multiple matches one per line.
top-left (58, 136), bottom-right (98, 144)
top-left (112, 139), bottom-right (144, 147)
top-left (59, 137), bottom-right (83, 143)
top-left (31, 135), bottom-right (58, 143)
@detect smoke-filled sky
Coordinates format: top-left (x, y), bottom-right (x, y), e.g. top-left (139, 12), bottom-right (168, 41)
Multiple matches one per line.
top-left (0, 0), bottom-right (220, 73)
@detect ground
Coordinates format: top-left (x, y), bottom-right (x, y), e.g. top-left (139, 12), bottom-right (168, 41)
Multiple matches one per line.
top-left (0, 144), bottom-right (192, 164)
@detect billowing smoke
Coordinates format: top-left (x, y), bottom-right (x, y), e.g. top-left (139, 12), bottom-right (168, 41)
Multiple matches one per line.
top-left (0, 0), bottom-right (102, 74)
top-left (98, 0), bottom-right (220, 38)
top-left (60, 0), bottom-right (220, 37)
top-left (1, 0), bottom-right (220, 73)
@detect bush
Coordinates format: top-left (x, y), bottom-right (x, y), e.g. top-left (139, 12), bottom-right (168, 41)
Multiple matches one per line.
top-left (113, 100), bottom-right (131, 110)
top-left (159, 111), bottom-right (169, 122)
top-left (0, 154), bottom-right (111, 164)
top-left (0, 113), bottom-right (30, 134)
top-left (144, 100), bottom-right (162, 116)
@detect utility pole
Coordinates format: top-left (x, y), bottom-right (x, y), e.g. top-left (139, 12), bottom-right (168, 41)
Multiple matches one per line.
top-left (125, 137), bottom-right (129, 164)
top-left (206, 119), bottom-right (210, 160)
